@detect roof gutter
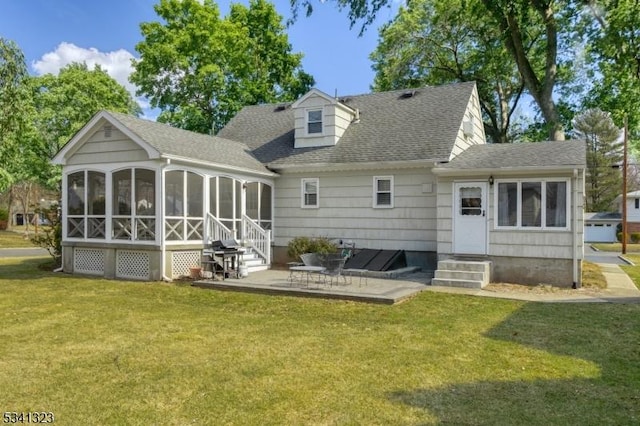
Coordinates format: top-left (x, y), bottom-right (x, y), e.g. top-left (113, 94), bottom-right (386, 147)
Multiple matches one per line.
top-left (270, 158), bottom-right (443, 173)
top-left (161, 155), bottom-right (278, 178)
top-left (432, 165), bottom-right (585, 177)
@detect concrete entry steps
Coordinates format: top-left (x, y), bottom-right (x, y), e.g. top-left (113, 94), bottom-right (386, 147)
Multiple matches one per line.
top-left (431, 259), bottom-right (491, 289)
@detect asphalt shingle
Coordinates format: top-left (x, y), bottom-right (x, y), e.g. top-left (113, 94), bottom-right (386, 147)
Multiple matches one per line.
top-left (437, 140), bottom-right (586, 170)
top-left (217, 82), bottom-right (477, 166)
top-left (106, 111), bottom-right (271, 174)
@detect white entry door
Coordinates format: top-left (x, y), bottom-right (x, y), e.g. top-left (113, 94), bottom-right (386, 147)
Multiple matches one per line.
top-left (453, 182), bottom-right (488, 255)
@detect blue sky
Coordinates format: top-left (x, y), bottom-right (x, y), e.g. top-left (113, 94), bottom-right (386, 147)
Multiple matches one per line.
top-left (1, 0), bottom-right (397, 119)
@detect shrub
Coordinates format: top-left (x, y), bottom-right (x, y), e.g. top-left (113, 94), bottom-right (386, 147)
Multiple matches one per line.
top-left (30, 203), bottom-right (62, 267)
top-left (287, 236), bottom-right (338, 261)
top-left (632, 233), bottom-right (640, 244)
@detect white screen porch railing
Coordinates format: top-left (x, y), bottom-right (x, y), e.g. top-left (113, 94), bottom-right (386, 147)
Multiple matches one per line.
top-left (242, 214), bottom-right (271, 265)
top-left (205, 213), bottom-right (237, 243)
top-left (205, 213), bottom-right (271, 265)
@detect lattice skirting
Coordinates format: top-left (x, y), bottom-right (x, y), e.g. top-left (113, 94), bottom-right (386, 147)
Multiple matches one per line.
top-left (116, 250), bottom-right (150, 280)
top-left (74, 248), bottom-right (105, 275)
top-left (171, 251), bottom-right (201, 279)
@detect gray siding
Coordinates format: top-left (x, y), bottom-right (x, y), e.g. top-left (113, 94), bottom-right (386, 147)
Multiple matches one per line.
top-left (437, 170), bottom-right (585, 260)
top-left (67, 126), bottom-right (148, 165)
top-left (450, 85), bottom-right (485, 159)
top-left (273, 168), bottom-right (437, 251)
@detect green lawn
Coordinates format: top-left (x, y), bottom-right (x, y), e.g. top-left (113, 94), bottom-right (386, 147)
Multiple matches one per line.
top-left (591, 242), bottom-right (640, 253)
top-left (2, 257), bottom-right (640, 425)
top-left (0, 227), bottom-right (41, 248)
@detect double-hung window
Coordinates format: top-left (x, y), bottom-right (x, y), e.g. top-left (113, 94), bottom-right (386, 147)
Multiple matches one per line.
top-left (496, 179), bottom-right (569, 229)
top-left (301, 178), bottom-right (319, 208)
top-left (307, 109), bottom-right (323, 134)
top-left (374, 176), bottom-right (394, 208)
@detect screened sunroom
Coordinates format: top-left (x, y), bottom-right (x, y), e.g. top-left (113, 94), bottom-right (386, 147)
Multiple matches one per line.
top-left (53, 111), bottom-right (276, 281)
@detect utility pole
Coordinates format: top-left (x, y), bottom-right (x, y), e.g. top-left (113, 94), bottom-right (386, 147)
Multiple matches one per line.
top-left (622, 116), bottom-right (628, 254)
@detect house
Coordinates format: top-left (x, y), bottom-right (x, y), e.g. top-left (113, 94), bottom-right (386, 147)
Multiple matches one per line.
top-left (584, 212), bottom-right (620, 242)
top-left (617, 190), bottom-right (640, 234)
top-left (52, 82), bottom-right (586, 287)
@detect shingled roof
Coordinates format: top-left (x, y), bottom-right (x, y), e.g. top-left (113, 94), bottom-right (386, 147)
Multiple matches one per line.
top-left (435, 140), bottom-right (586, 171)
top-left (105, 111), bottom-right (271, 175)
top-left (217, 82), bottom-right (477, 167)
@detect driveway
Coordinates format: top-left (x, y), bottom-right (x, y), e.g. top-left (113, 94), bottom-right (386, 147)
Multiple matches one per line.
top-left (584, 245), bottom-right (630, 265)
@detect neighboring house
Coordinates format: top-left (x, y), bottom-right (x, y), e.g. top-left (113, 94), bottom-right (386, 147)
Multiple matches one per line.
top-left (584, 212), bottom-right (620, 242)
top-left (52, 82), bottom-right (586, 287)
top-left (617, 191), bottom-right (640, 234)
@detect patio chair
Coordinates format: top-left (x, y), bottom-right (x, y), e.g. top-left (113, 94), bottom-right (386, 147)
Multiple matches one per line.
top-left (300, 252), bottom-right (322, 267)
top-left (319, 253), bottom-right (347, 287)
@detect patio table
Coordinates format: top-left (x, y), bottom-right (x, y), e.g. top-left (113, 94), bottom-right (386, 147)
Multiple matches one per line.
top-left (288, 265), bottom-right (326, 287)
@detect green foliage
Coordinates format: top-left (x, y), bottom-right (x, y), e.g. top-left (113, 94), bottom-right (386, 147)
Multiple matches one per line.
top-left (30, 203), bottom-right (61, 266)
top-left (582, 0), bottom-right (640, 151)
top-left (0, 208), bottom-right (8, 221)
top-left (371, 0), bottom-right (525, 143)
top-left (131, 0), bottom-right (314, 134)
top-left (287, 236), bottom-right (338, 261)
top-left (0, 37), bottom-right (32, 192)
top-left (631, 233), bottom-right (640, 244)
top-left (31, 63), bottom-right (141, 187)
top-left (573, 108), bottom-right (622, 211)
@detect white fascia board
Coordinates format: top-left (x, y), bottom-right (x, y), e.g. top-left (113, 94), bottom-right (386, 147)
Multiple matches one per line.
top-left (161, 154), bottom-right (278, 178)
top-left (51, 111), bottom-right (161, 165)
top-left (432, 165), bottom-right (584, 177)
top-left (291, 88), bottom-right (337, 108)
top-left (269, 159), bottom-right (436, 174)
top-left (103, 111), bottom-right (161, 159)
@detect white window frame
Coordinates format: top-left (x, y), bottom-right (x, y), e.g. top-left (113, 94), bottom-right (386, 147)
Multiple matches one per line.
top-left (494, 178), bottom-right (571, 230)
top-left (306, 108), bottom-right (323, 135)
top-left (301, 178), bottom-right (319, 208)
top-left (373, 176), bottom-right (394, 208)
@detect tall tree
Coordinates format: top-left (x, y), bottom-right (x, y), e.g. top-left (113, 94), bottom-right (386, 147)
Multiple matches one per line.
top-left (131, 0), bottom-right (314, 134)
top-left (370, 0), bottom-right (526, 143)
top-left (477, 0), bottom-right (573, 141)
top-left (0, 38), bottom-right (31, 192)
top-left (583, 0), bottom-right (640, 150)
top-left (30, 63), bottom-right (141, 188)
top-left (572, 108), bottom-right (621, 211)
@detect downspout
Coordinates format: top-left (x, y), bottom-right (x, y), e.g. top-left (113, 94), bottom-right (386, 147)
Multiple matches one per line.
top-left (572, 168), bottom-right (580, 288)
top-left (161, 159), bottom-right (172, 281)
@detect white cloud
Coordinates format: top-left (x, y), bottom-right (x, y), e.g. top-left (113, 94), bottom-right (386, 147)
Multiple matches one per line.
top-left (32, 42), bottom-right (152, 114)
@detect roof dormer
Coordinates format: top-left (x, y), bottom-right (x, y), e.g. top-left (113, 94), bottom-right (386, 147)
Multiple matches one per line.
top-left (292, 88), bottom-right (357, 148)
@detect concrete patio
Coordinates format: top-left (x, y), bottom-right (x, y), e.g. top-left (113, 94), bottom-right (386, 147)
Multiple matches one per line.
top-left (192, 269), bottom-right (431, 304)
top-left (192, 264), bottom-right (640, 305)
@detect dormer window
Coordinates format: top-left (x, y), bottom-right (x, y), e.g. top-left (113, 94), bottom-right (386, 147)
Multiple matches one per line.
top-left (307, 109), bottom-right (323, 134)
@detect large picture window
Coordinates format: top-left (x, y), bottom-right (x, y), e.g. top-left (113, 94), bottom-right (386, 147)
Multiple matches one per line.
top-left (496, 179), bottom-right (569, 230)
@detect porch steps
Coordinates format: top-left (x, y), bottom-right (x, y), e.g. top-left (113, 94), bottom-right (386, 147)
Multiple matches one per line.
top-left (431, 259), bottom-right (491, 289)
top-left (241, 248), bottom-right (268, 273)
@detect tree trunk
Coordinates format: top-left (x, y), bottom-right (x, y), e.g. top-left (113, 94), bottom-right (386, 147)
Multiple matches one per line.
top-left (482, 0), bottom-right (566, 141)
